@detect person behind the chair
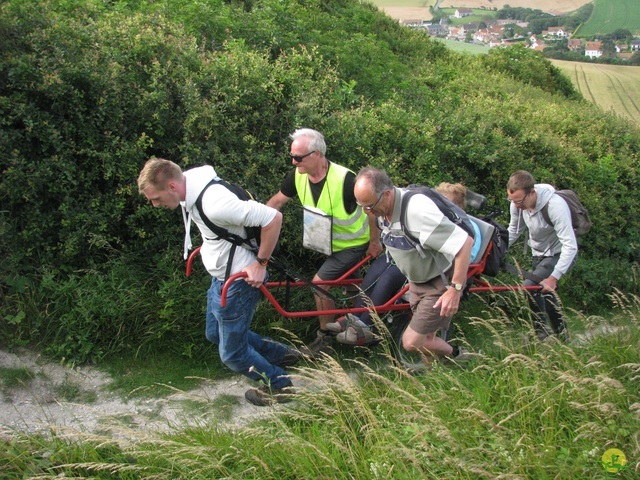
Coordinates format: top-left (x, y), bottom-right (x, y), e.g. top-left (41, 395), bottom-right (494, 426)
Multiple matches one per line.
top-left (506, 170), bottom-right (577, 340)
top-left (435, 182), bottom-right (483, 264)
top-left (267, 128), bottom-right (382, 355)
top-left (138, 158), bottom-right (299, 407)
top-left (326, 252), bottom-right (406, 346)
top-left (354, 168), bottom-right (475, 367)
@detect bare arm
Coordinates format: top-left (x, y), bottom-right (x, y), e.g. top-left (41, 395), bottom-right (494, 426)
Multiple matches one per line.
top-left (266, 191), bottom-right (291, 211)
top-left (434, 235), bottom-right (474, 317)
top-left (243, 211), bottom-right (283, 287)
top-left (366, 214), bottom-right (383, 258)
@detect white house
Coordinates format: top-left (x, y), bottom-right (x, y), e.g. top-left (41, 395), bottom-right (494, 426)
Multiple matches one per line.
top-left (454, 8), bottom-right (473, 19)
top-left (585, 41), bottom-right (603, 58)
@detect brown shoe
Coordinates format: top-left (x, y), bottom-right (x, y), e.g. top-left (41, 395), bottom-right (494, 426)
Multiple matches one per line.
top-left (304, 330), bottom-right (334, 357)
top-left (244, 383), bottom-right (295, 407)
top-left (277, 347), bottom-right (304, 368)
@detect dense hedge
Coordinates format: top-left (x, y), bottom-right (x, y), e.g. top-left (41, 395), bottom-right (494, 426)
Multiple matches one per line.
top-left (1, 0), bottom-right (638, 363)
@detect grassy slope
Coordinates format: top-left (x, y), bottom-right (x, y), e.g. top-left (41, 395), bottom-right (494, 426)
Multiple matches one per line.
top-left (577, 0), bottom-right (640, 37)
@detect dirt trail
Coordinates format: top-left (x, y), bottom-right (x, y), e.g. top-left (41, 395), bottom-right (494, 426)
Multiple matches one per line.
top-left (0, 347), bottom-right (274, 439)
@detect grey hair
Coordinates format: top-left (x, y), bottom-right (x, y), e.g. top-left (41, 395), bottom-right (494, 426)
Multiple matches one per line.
top-left (356, 167), bottom-right (394, 196)
top-left (290, 128), bottom-right (327, 156)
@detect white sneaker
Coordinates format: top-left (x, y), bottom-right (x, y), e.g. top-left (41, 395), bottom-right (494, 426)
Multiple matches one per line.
top-left (336, 324), bottom-right (380, 346)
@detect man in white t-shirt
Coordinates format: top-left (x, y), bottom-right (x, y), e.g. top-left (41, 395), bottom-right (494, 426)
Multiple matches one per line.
top-left (138, 157), bottom-right (299, 406)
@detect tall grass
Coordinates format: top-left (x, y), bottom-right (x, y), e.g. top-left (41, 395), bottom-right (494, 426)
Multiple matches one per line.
top-left (2, 294), bottom-right (639, 479)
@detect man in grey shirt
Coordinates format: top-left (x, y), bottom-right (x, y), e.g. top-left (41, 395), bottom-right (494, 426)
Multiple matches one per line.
top-left (506, 170), bottom-right (578, 341)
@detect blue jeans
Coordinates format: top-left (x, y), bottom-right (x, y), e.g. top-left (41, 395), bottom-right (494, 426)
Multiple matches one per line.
top-left (205, 275), bottom-right (291, 389)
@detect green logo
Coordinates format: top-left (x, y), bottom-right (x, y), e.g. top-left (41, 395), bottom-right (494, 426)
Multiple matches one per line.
top-left (601, 448), bottom-right (628, 476)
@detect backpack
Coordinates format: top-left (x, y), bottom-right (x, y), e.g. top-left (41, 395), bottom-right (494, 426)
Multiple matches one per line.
top-left (481, 217), bottom-right (509, 276)
top-left (194, 178), bottom-right (262, 280)
top-left (541, 189), bottom-right (592, 236)
top-left (400, 186), bottom-right (476, 241)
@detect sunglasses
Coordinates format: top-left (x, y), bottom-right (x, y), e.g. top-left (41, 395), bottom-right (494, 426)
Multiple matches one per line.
top-left (289, 151), bottom-right (316, 163)
top-left (357, 190), bottom-right (385, 211)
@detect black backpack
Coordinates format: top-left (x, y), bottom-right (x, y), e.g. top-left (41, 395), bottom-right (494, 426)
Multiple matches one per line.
top-left (400, 186), bottom-right (476, 241)
top-left (194, 178), bottom-right (261, 280)
top-left (481, 218), bottom-right (509, 276)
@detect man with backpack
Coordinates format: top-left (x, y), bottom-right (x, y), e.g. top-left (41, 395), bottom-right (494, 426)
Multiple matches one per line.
top-left (138, 157), bottom-right (300, 407)
top-left (506, 170), bottom-right (578, 341)
top-left (353, 167), bottom-right (475, 368)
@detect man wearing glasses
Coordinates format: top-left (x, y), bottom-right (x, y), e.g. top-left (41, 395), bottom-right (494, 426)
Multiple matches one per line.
top-left (267, 128), bottom-right (382, 355)
top-left (506, 170), bottom-right (577, 341)
top-left (353, 167), bottom-right (475, 368)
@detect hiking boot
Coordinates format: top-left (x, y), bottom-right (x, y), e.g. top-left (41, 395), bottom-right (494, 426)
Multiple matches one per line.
top-left (277, 347), bottom-right (304, 368)
top-left (336, 324), bottom-right (380, 346)
top-left (305, 330), bottom-right (334, 357)
top-left (244, 383), bottom-right (295, 407)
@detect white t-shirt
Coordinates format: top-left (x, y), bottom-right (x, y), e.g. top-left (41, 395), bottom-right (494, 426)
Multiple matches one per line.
top-left (183, 166), bottom-right (277, 280)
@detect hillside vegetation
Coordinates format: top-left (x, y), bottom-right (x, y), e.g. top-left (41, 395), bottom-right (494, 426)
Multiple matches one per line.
top-left (0, 0), bottom-right (639, 365)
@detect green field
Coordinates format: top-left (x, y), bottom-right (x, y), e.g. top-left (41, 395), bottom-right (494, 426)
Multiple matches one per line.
top-left (575, 0), bottom-right (640, 36)
top-left (438, 7), bottom-right (498, 26)
top-left (436, 38), bottom-right (490, 54)
top-left (368, 0), bottom-right (433, 7)
top-left (552, 59), bottom-right (640, 125)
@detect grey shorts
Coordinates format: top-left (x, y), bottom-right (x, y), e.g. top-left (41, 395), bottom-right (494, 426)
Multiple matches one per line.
top-left (408, 273), bottom-right (452, 335)
top-left (316, 244), bottom-right (369, 281)
top-left (525, 254), bottom-right (576, 287)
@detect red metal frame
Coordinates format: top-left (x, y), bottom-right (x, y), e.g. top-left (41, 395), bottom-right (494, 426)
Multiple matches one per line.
top-left (186, 243), bottom-right (541, 315)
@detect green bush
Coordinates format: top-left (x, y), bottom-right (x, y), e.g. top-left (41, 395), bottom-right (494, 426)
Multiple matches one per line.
top-left (1, 0), bottom-right (639, 362)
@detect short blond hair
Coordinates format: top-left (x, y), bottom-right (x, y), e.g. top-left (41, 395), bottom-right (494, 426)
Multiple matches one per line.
top-left (137, 157), bottom-right (182, 193)
top-left (435, 182), bottom-right (467, 210)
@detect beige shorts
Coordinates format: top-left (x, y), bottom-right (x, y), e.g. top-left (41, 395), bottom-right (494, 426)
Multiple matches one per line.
top-left (408, 274), bottom-right (452, 335)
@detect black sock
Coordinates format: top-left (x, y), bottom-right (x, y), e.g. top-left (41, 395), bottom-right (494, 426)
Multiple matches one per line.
top-left (319, 328), bottom-right (332, 335)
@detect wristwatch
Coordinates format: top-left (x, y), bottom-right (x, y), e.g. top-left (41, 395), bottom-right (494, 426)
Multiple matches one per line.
top-left (256, 257), bottom-right (270, 266)
top-left (449, 282), bottom-right (464, 292)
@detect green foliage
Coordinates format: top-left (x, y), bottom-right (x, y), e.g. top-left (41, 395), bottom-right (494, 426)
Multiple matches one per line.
top-left (0, 0), bottom-right (639, 361)
top-left (481, 44), bottom-right (579, 98)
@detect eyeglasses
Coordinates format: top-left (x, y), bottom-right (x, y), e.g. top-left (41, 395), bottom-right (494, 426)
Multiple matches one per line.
top-left (509, 190), bottom-right (531, 206)
top-left (289, 151), bottom-right (316, 163)
top-left (357, 190), bottom-right (385, 211)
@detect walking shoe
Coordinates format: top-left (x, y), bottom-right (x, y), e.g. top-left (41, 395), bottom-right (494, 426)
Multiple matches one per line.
top-left (325, 313), bottom-right (362, 333)
top-left (445, 346), bottom-right (475, 363)
top-left (244, 383), bottom-right (295, 407)
top-left (277, 347), bottom-right (304, 368)
top-left (305, 330), bottom-right (334, 357)
top-left (336, 324), bottom-right (380, 346)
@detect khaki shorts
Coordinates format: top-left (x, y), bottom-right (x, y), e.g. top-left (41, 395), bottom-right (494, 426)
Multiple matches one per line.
top-left (408, 274), bottom-right (452, 335)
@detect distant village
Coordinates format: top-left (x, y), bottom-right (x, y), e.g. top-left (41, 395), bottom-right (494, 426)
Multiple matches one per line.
top-left (401, 8), bottom-right (640, 61)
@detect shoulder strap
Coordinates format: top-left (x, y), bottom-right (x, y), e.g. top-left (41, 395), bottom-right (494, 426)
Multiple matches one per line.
top-left (399, 187), bottom-right (475, 286)
top-left (194, 179), bottom-right (256, 281)
top-left (400, 187), bottom-right (476, 241)
top-left (194, 179), bottom-right (255, 250)
top-left (541, 200), bottom-right (553, 228)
